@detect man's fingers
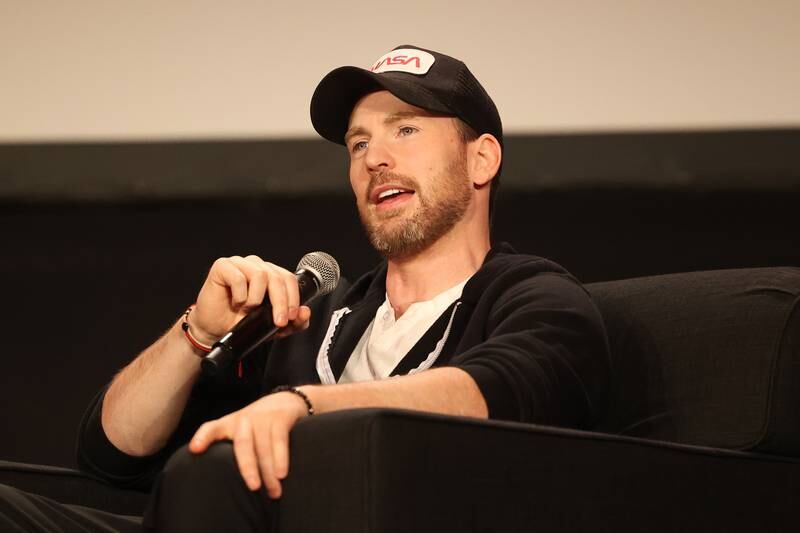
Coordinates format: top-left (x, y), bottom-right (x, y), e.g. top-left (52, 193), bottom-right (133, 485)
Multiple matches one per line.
top-left (210, 256), bottom-right (302, 330)
top-left (255, 430), bottom-right (282, 499)
top-left (285, 306), bottom-right (312, 331)
top-left (274, 306), bottom-right (311, 339)
top-left (190, 419), bottom-right (229, 454)
top-left (232, 418), bottom-right (262, 491)
top-left (243, 254), bottom-right (264, 264)
top-left (229, 256), bottom-right (270, 309)
top-left (271, 423), bottom-right (290, 481)
top-left (283, 270), bottom-right (301, 321)
top-left (296, 306), bottom-right (311, 326)
top-left (212, 259), bottom-right (249, 307)
top-left (267, 273), bottom-right (291, 327)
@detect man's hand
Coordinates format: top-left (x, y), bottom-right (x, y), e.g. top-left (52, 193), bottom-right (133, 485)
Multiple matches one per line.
top-left (188, 368), bottom-right (487, 499)
top-left (190, 255), bottom-right (312, 345)
top-left (189, 391), bottom-right (309, 499)
top-left (100, 255), bottom-right (312, 459)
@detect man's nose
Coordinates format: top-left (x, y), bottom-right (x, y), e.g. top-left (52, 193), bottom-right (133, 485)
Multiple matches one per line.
top-left (364, 138), bottom-right (395, 173)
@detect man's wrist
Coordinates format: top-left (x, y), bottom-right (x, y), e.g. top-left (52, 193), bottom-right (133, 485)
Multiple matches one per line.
top-left (272, 385), bottom-right (315, 416)
top-left (180, 306), bottom-right (218, 353)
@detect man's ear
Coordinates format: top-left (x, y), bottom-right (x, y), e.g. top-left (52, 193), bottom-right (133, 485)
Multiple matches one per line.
top-left (469, 134), bottom-right (502, 189)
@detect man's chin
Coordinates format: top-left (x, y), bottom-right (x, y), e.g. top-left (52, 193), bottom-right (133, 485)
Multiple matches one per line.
top-left (371, 202), bottom-right (414, 220)
top-left (362, 206), bottom-right (412, 231)
top-left (364, 222), bottom-right (428, 260)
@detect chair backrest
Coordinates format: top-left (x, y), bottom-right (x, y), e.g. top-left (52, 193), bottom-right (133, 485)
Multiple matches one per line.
top-left (587, 267), bottom-right (800, 456)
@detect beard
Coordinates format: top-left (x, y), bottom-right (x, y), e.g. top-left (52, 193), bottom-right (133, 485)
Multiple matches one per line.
top-left (358, 153), bottom-right (472, 260)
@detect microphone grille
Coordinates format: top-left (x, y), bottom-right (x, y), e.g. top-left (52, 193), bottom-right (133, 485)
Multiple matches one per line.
top-left (297, 251), bottom-right (340, 296)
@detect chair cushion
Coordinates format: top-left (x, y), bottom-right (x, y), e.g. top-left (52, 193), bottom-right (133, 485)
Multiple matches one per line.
top-left (587, 267), bottom-right (800, 455)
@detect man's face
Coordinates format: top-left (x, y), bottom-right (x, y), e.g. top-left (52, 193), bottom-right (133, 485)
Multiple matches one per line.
top-left (345, 90), bottom-right (473, 260)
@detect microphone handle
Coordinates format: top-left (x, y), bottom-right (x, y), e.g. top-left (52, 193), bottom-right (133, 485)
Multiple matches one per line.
top-left (201, 305), bottom-right (279, 376)
top-left (200, 269), bottom-right (320, 377)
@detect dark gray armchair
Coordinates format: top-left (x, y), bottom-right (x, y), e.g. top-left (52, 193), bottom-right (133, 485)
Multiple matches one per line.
top-left (3, 267), bottom-right (799, 531)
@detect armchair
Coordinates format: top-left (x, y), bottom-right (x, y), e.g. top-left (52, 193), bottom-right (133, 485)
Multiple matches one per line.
top-left (3, 266), bottom-right (799, 531)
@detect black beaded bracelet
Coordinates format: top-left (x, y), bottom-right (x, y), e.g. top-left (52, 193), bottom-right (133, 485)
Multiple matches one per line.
top-left (272, 385), bottom-right (315, 416)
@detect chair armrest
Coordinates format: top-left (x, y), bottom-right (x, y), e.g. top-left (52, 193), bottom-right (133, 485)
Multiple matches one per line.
top-left (0, 460), bottom-right (148, 516)
top-left (5, 409), bottom-right (800, 529)
top-left (279, 408), bottom-right (800, 532)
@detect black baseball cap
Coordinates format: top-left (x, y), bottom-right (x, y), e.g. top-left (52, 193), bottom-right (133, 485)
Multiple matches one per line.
top-left (310, 45), bottom-right (503, 148)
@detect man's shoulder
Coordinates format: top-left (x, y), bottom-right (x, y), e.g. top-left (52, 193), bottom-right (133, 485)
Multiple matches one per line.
top-left (476, 242), bottom-right (575, 283)
top-left (463, 242), bottom-right (590, 307)
top-left (450, 243), bottom-right (607, 361)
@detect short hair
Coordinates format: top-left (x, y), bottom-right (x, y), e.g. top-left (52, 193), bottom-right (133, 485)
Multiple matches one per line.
top-left (453, 118), bottom-right (501, 220)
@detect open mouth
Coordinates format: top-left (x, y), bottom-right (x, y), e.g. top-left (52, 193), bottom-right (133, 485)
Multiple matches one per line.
top-left (371, 186), bottom-right (416, 209)
top-left (378, 188), bottom-right (413, 203)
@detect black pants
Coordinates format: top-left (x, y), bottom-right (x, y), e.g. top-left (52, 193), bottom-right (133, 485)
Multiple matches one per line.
top-left (0, 443), bottom-right (274, 532)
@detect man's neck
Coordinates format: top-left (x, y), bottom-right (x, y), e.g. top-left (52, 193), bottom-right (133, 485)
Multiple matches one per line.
top-left (385, 228), bottom-right (490, 318)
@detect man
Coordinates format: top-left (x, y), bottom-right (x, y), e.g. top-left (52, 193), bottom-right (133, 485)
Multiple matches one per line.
top-left (2, 45), bottom-right (609, 531)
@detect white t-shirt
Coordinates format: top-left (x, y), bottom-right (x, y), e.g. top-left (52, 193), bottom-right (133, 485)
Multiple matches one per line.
top-left (339, 279), bottom-right (468, 383)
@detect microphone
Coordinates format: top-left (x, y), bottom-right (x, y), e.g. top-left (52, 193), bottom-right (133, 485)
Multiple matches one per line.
top-left (201, 252), bottom-right (340, 377)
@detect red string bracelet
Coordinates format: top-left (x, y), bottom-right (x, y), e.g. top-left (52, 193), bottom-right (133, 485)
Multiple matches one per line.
top-left (181, 307), bottom-right (213, 354)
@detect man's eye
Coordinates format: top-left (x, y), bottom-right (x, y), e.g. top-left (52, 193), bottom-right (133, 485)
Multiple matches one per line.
top-left (399, 126), bottom-right (416, 136)
top-left (352, 141), bottom-right (368, 152)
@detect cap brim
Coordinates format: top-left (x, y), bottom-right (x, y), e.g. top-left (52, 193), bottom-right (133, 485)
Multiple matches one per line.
top-left (310, 66), bottom-right (454, 146)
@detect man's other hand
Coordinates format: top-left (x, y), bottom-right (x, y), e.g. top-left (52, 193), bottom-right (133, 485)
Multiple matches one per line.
top-left (190, 255), bottom-right (312, 346)
top-left (188, 390), bottom-right (310, 499)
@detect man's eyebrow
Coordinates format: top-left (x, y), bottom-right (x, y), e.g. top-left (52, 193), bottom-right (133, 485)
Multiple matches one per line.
top-left (344, 126), bottom-right (368, 145)
top-left (383, 110), bottom-right (424, 124)
top-left (345, 111), bottom-right (430, 144)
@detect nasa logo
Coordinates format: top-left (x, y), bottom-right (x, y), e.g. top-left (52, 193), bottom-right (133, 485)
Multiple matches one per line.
top-left (369, 48), bottom-right (436, 75)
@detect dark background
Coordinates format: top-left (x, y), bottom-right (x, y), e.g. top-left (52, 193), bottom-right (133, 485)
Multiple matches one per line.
top-left (1, 129), bottom-right (798, 468)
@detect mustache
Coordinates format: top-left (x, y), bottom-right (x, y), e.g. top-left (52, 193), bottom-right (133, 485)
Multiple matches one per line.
top-left (366, 172), bottom-right (419, 202)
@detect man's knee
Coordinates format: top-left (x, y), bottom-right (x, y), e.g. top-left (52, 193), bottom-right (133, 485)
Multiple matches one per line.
top-left (147, 442), bottom-right (270, 532)
top-left (161, 441), bottom-right (242, 490)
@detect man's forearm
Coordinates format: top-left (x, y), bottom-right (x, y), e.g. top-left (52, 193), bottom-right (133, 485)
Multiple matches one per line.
top-left (101, 319), bottom-right (203, 457)
top-left (301, 367), bottom-right (489, 419)
top-left (188, 366), bottom-right (488, 498)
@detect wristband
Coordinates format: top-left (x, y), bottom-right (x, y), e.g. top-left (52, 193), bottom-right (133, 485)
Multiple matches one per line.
top-left (181, 306), bottom-right (214, 354)
top-left (272, 385), bottom-right (315, 416)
